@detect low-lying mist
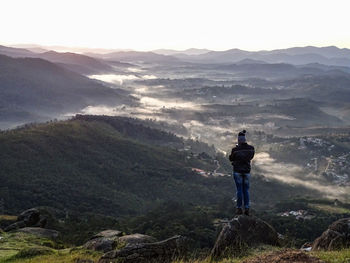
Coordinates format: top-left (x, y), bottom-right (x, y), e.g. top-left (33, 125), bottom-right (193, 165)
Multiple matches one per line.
top-left (254, 152), bottom-right (350, 200)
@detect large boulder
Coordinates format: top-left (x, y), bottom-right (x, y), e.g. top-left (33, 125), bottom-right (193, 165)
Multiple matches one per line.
top-left (90, 230), bottom-right (123, 240)
top-left (17, 227), bottom-right (60, 240)
top-left (84, 237), bottom-right (116, 253)
top-left (4, 208), bottom-right (47, 232)
top-left (84, 230), bottom-right (157, 253)
top-left (98, 235), bottom-right (187, 263)
top-left (118, 234), bottom-right (157, 245)
top-left (211, 215), bottom-right (279, 259)
top-left (84, 230), bottom-right (123, 253)
top-left (312, 218), bottom-right (350, 251)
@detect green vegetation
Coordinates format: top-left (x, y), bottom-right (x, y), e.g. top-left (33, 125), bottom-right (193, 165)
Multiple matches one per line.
top-left (312, 249), bottom-right (350, 263)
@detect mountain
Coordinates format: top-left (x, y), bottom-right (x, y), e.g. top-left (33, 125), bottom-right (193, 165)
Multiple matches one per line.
top-left (96, 51), bottom-right (180, 64)
top-left (10, 44), bottom-right (48, 53)
top-left (0, 54), bottom-right (133, 128)
top-left (174, 46), bottom-right (350, 66)
top-left (38, 51), bottom-right (114, 74)
top-left (0, 45), bottom-right (116, 74)
top-left (0, 115), bottom-right (319, 217)
top-left (0, 45), bottom-right (34, 57)
top-left (153, 48), bottom-right (211, 56)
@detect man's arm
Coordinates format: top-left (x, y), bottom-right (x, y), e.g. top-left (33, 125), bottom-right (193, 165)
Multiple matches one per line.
top-left (229, 148), bottom-right (235, 162)
top-left (250, 146), bottom-right (255, 160)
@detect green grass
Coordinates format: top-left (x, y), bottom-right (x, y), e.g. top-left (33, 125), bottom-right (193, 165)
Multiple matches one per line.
top-left (0, 232), bottom-right (60, 262)
top-left (0, 231), bottom-right (101, 263)
top-left (312, 249), bottom-right (350, 263)
top-left (309, 203), bottom-right (350, 214)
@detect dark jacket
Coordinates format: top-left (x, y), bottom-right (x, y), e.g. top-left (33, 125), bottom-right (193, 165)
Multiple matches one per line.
top-left (229, 143), bottom-right (255, 173)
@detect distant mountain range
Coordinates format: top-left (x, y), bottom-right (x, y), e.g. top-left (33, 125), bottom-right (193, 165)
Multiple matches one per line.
top-left (3, 44), bottom-right (350, 67)
top-left (172, 46), bottom-right (350, 66)
top-left (153, 48), bottom-right (211, 56)
top-left (0, 45), bottom-right (115, 74)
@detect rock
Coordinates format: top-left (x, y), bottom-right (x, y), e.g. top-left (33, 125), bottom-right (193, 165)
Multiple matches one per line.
top-left (4, 220), bottom-right (26, 232)
top-left (312, 218), bottom-right (350, 251)
top-left (90, 230), bottom-right (123, 240)
top-left (211, 215), bottom-right (279, 259)
top-left (98, 235), bottom-right (187, 263)
top-left (301, 242), bottom-right (313, 251)
top-left (84, 230), bottom-right (156, 253)
top-left (84, 238), bottom-right (117, 253)
top-left (4, 208), bottom-right (47, 232)
top-left (18, 208), bottom-right (41, 225)
top-left (118, 234), bottom-right (157, 245)
top-left (84, 230), bottom-right (122, 252)
top-left (16, 227), bottom-right (60, 240)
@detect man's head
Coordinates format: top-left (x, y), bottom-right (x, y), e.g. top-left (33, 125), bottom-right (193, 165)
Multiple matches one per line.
top-left (238, 130), bottom-right (247, 144)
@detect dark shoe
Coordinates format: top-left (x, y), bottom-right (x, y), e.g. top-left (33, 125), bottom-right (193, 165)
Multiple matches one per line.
top-left (244, 208), bottom-right (250, 216)
top-left (236, 208), bottom-right (243, 215)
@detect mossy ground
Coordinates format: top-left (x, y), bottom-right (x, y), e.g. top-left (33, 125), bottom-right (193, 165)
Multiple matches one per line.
top-left (0, 231), bottom-right (102, 263)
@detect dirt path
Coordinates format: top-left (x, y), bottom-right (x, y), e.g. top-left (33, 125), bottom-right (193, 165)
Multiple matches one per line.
top-left (242, 249), bottom-right (324, 263)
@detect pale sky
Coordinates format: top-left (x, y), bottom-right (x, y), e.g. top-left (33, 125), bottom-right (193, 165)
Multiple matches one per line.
top-left (1, 0), bottom-right (350, 51)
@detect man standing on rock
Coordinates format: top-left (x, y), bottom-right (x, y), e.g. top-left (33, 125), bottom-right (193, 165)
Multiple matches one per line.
top-left (229, 130), bottom-right (255, 216)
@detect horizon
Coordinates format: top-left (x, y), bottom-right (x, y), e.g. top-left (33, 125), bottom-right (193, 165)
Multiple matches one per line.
top-left (2, 42), bottom-right (350, 54)
top-left (1, 0), bottom-right (350, 51)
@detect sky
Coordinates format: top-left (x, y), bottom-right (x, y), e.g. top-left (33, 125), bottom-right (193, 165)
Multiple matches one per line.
top-left (1, 0), bottom-right (350, 51)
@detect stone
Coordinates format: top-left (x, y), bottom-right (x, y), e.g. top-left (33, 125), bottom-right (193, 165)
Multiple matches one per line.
top-left (84, 238), bottom-right (116, 253)
top-left (18, 208), bottom-right (41, 225)
top-left (4, 208), bottom-right (47, 232)
top-left (312, 218), bottom-right (350, 251)
top-left (90, 230), bottom-right (123, 240)
top-left (211, 215), bottom-right (279, 259)
top-left (84, 229), bottom-right (123, 252)
top-left (118, 234), bottom-right (157, 245)
top-left (98, 235), bottom-right (187, 263)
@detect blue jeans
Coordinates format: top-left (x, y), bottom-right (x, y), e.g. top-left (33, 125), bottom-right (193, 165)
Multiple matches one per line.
top-left (233, 172), bottom-right (250, 209)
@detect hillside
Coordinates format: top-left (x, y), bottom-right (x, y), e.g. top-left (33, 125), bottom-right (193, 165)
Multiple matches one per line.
top-left (0, 55), bottom-right (133, 128)
top-left (0, 115), bottom-right (322, 217)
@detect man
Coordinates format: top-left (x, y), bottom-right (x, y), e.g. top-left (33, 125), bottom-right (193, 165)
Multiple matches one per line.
top-left (229, 130), bottom-right (255, 216)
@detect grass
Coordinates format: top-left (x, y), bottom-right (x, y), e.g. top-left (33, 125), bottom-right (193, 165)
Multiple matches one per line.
top-left (309, 203), bottom-right (350, 214)
top-left (1, 249), bottom-right (102, 263)
top-left (0, 232), bottom-right (62, 262)
top-left (0, 216), bottom-right (17, 222)
top-left (0, 231), bottom-right (102, 263)
top-left (173, 245), bottom-right (283, 263)
top-left (312, 249), bottom-right (350, 263)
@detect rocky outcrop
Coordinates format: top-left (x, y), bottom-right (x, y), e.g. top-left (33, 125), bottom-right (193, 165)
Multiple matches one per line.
top-left (312, 217), bottom-right (350, 251)
top-left (90, 230), bottom-right (123, 240)
top-left (84, 230), bottom-right (157, 253)
top-left (118, 234), bottom-right (157, 245)
top-left (84, 229), bottom-right (123, 253)
top-left (84, 237), bottom-right (117, 253)
top-left (4, 208), bottom-right (47, 232)
top-left (17, 227), bottom-right (60, 240)
top-left (211, 215), bottom-right (279, 259)
top-left (98, 235), bottom-right (187, 263)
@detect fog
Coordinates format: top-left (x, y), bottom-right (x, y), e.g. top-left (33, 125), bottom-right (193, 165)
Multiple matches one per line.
top-left (89, 74), bottom-right (157, 85)
top-left (254, 152), bottom-right (350, 200)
